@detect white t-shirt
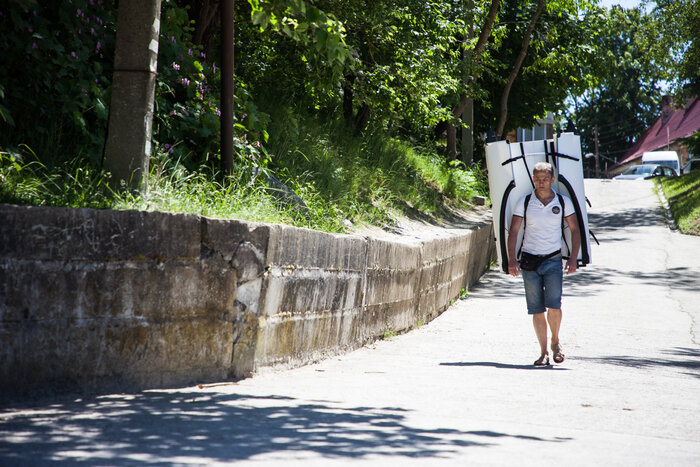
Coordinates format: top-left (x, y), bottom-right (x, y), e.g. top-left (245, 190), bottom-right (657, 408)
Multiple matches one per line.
top-left (513, 190), bottom-right (575, 255)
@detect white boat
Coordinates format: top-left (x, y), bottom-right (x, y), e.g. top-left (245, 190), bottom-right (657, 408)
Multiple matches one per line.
top-left (485, 133), bottom-right (593, 273)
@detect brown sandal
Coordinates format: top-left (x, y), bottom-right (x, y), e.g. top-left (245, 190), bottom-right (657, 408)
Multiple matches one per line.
top-left (534, 353), bottom-right (550, 366)
top-left (552, 343), bottom-right (565, 363)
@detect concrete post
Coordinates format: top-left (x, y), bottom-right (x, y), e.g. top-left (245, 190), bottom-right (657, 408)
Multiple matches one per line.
top-left (103, 0), bottom-right (162, 191)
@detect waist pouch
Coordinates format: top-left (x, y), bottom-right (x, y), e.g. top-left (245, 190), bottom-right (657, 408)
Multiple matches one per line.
top-left (519, 250), bottom-right (561, 271)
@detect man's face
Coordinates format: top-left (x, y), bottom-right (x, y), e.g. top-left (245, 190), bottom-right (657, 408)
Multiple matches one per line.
top-left (533, 170), bottom-right (554, 193)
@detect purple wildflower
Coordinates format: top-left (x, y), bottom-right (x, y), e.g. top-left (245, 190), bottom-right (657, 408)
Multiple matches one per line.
top-left (188, 49), bottom-right (193, 56)
top-left (215, 107), bottom-right (221, 116)
top-left (77, 8), bottom-right (83, 17)
top-left (32, 42), bottom-right (38, 49)
top-left (71, 51), bottom-right (78, 59)
top-left (172, 62), bottom-right (180, 70)
top-left (96, 41), bottom-right (101, 51)
top-left (181, 78), bottom-right (190, 86)
top-left (212, 63), bottom-right (216, 73)
top-left (171, 36), bottom-right (176, 43)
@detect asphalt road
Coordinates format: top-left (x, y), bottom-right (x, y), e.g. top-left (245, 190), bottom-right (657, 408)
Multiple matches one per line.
top-left (1, 179), bottom-right (699, 466)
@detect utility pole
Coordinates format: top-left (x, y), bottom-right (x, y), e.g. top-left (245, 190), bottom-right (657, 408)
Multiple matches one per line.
top-left (594, 125), bottom-right (600, 178)
top-left (103, 0), bottom-right (162, 192)
top-left (220, 0), bottom-right (235, 175)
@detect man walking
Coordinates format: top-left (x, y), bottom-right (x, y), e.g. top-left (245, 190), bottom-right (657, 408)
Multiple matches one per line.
top-left (507, 162), bottom-right (580, 366)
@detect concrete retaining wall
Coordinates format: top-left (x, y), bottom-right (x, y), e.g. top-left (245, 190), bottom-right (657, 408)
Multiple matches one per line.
top-left (0, 203), bottom-right (494, 397)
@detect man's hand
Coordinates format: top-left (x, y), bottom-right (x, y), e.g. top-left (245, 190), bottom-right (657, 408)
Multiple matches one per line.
top-left (565, 258), bottom-right (578, 275)
top-left (508, 259), bottom-right (520, 277)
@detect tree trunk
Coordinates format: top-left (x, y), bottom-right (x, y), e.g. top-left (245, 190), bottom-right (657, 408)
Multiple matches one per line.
top-left (451, 0), bottom-right (500, 119)
top-left (220, 0), bottom-right (235, 174)
top-left (434, 120), bottom-right (449, 139)
top-left (354, 103), bottom-right (371, 134)
top-left (103, 0), bottom-right (162, 192)
top-left (459, 0), bottom-right (476, 166)
top-left (460, 97), bottom-right (474, 165)
top-left (495, 0), bottom-right (545, 139)
top-left (343, 75), bottom-right (355, 123)
top-left (442, 0), bottom-right (500, 159)
top-left (447, 124), bottom-right (457, 162)
top-left (196, 0), bottom-right (221, 58)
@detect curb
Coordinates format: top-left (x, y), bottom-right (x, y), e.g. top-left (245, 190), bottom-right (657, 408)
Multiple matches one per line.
top-left (655, 183), bottom-right (678, 231)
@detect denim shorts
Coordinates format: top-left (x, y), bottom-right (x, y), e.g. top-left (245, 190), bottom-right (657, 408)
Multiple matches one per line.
top-left (521, 256), bottom-right (563, 314)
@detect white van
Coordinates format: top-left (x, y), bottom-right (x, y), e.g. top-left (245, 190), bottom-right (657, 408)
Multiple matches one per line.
top-left (641, 151), bottom-right (680, 172)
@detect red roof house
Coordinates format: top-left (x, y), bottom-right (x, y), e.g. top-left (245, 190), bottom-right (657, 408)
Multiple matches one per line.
top-left (609, 96), bottom-right (700, 176)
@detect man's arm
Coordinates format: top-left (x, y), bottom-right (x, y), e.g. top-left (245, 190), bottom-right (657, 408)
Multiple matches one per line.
top-left (565, 214), bottom-right (580, 274)
top-left (507, 215), bottom-right (523, 277)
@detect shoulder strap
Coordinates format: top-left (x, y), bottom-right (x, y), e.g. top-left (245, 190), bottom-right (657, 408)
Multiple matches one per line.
top-left (518, 194), bottom-right (532, 259)
top-left (557, 193), bottom-right (565, 226)
top-left (558, 193), bottom-right (570, 257)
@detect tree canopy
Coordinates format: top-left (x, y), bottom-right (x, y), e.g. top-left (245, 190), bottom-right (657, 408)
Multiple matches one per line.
top-left (0, 0), bottom-right (694, 178)
top-left (567, 3), bottom-right (683, 165)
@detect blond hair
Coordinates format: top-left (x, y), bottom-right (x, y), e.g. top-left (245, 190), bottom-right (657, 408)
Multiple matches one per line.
top-left (533, 162), bottom-right (554, 176)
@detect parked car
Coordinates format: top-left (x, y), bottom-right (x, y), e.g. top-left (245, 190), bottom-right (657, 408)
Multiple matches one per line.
top-left (613, 164), bottom-right (678, 180)
top-left (642, 151), bottom-right (680, 173)
top-left (682, 158), bottom-right (700, 174)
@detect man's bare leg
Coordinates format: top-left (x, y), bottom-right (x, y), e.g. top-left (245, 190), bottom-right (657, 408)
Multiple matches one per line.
top-left (548, 308), bottom-right (565, 362)
top-left (533, 312), bottom-right (548, 357)
top-left (547, 308), bottom-right (562, 347)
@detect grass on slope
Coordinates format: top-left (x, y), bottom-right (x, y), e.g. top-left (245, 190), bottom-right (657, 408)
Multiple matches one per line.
top-left (265, 116), bottom-right (488, 231)
top-left (658, 171), bottom-right (700, 236)
top-left (0, 151), bottom-right (297, 225)
top-left (0, 119), bottom-right (488, 233)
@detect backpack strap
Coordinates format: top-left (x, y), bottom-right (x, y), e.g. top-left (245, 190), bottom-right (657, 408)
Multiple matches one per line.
top-left (558, 193), bottom-right (570, 257)
top-left (517, 194), bottom-right (532, 260)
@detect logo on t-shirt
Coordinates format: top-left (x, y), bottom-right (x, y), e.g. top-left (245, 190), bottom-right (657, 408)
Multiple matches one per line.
top-left (552, 206), bottom-right (561, 215)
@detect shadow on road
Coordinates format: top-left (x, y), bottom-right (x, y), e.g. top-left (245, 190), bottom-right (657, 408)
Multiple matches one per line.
top-left (474, 262), bottom-right (700, 302)
top-left (588, 206), bottom-right (664, 233)
top-left (564, 265), bottom-right (700, 294)
top-left (440, 362), bottom-right (570, 371)
top-left (0, 389), bottom-right (568, 464)
top-left (468, 271), bottom-right (523, 300)
top-left (570, 347), bottom-right (700, 379)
